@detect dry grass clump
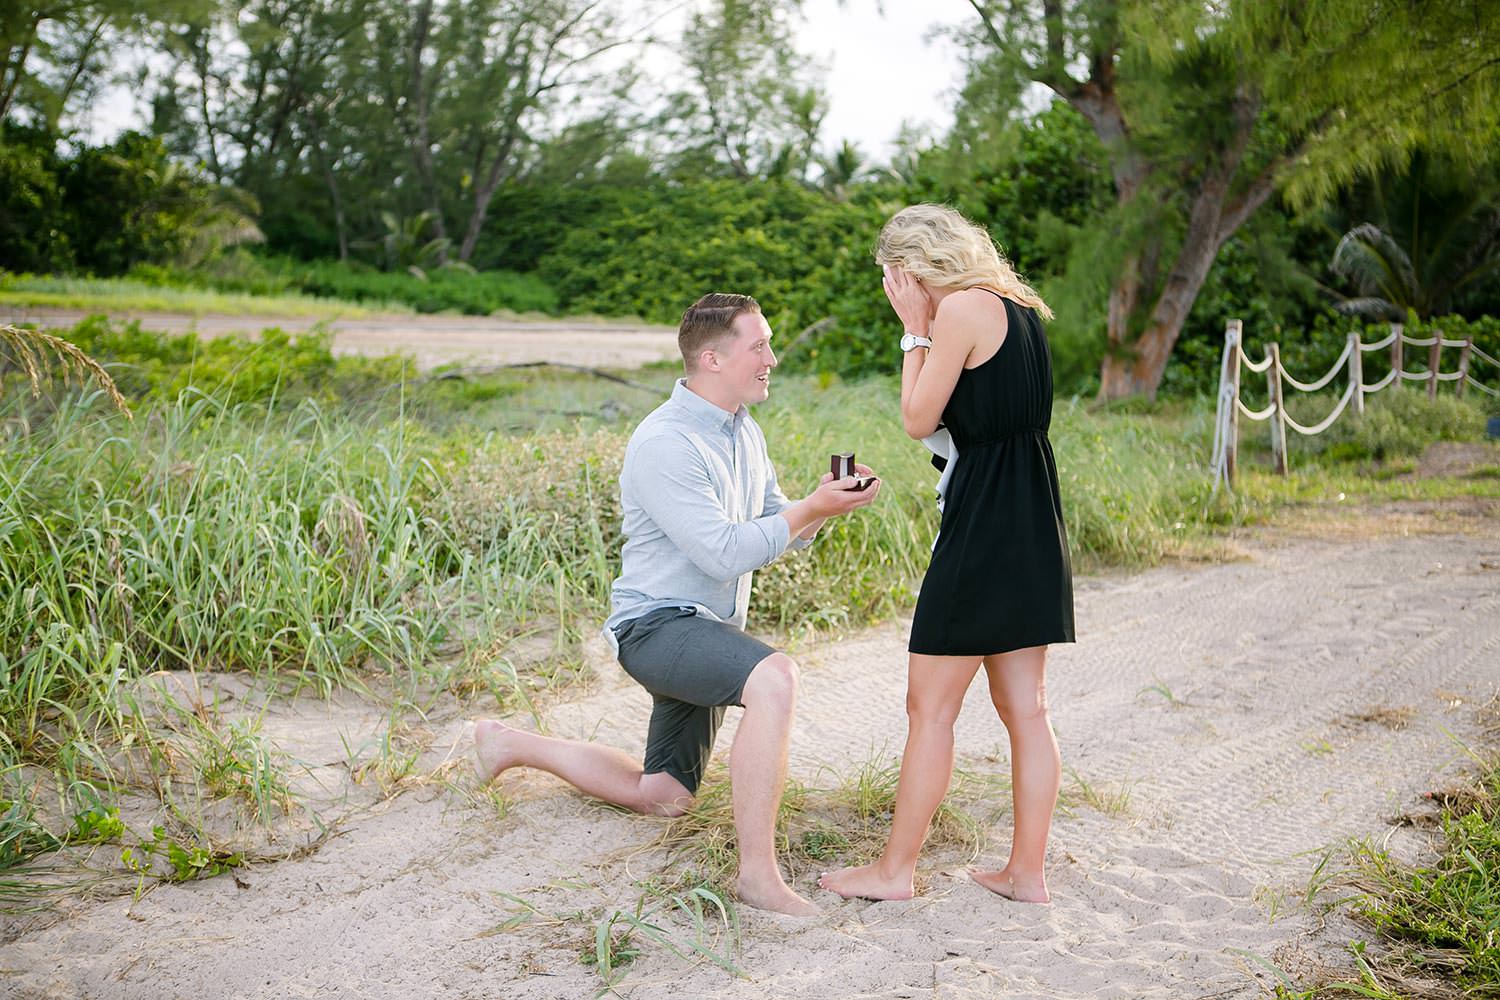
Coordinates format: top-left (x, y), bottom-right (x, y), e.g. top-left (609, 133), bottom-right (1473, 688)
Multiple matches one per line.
top-left (1344, 705), bottom-right (1417, 731)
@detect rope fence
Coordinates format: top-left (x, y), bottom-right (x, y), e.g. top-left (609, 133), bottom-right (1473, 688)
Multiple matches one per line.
top-left (1210, 319), bottom-right (1500, 492)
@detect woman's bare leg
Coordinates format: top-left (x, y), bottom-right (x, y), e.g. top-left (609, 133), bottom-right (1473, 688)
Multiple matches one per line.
top-left (818, 653), bottom-right (982, 899)
top-left (970, 645), bottom-right (1059, 903)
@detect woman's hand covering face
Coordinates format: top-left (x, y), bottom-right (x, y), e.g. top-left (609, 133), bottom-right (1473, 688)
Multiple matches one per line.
top-left (882, 265), bottom-right (933, 334)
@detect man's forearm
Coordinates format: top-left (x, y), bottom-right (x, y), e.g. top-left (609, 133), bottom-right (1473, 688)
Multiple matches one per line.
top-left (779, 497), bottom-right (827, 540)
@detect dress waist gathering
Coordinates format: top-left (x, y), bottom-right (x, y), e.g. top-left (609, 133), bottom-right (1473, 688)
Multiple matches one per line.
top-left (954, 426), bottom-right (1047, 450)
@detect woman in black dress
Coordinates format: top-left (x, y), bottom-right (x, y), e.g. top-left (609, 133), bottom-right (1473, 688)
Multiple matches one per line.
top-left (820, 204), bottom-right (1074, 903)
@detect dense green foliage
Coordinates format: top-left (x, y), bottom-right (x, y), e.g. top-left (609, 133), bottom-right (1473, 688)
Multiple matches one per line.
top-left (5, 2), bottom-right (1499, 396)
top-left (0, 127), bottom-right (258, 275)
top-left (946, 0), bottom-right (1500, 398)
top-left (1300, 388), bottom-right (1495, 463)
top-left (0, 127), bottom-right (556, 316)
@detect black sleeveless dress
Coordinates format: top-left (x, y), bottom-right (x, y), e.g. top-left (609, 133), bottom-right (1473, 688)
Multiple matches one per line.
top-left (908, 292), bottom-right (1075, 656)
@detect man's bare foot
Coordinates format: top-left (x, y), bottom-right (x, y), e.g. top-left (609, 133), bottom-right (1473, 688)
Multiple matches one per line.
top-left (969, 866), bottom-right (1050, 904)
top-left (736, 873), bottom-right (820, 917)
top-left (816, 863), bottom-right (914, 901)
top-left (473, 719), bottom-right (524, 784)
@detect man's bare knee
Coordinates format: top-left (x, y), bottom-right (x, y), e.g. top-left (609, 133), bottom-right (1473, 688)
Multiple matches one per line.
top-left (741, 652), bottom-right (799, 713)
top-left (637, 771), bottom-right (693, 817)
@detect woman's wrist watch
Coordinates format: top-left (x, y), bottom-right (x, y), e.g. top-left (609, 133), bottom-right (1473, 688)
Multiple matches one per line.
top-left (900, 331), bottom-right (933, 352)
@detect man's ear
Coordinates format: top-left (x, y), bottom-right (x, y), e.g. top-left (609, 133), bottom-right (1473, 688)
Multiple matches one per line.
top-left (702, 349), bottom-right (720, 371)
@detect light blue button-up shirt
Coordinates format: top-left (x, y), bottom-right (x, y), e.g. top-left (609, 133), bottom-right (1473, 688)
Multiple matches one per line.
top-left (605, 379), bottom-right (810, 636)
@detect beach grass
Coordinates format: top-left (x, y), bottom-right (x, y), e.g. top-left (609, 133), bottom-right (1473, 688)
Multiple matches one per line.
top-left (1272, 748), bottom-right (1500, 999)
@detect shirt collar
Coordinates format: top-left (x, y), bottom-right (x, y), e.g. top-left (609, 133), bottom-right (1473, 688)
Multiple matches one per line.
top-left (671, 378), bottom-right (744, 434)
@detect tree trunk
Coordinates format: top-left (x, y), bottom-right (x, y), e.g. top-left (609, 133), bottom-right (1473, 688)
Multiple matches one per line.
top-left (457, 123), bottom-right (521, 262)
top-left (1092, 86), bottom-right (1274, 401)
top-left (457, 170), bottom-right (500, 264)
top-left (0, 16), bottom-right (43, 123)
top-left (1097, 166), bottom-right (1278, 400)
top-left (404, 0), bottom-right (448, 261)
top-left (315, 139), bottom-right (349, 261)
top-left (53, 16), bottom-right (108, 127)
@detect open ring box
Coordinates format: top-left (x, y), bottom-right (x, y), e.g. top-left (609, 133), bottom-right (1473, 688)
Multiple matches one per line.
top-left (831, 452), bottom-right (876, 491)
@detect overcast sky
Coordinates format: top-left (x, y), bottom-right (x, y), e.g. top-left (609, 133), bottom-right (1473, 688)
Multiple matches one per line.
top-left (86, 1), bottom-right (977, 160)
top-left (796, 0), bottom-right (973, 157)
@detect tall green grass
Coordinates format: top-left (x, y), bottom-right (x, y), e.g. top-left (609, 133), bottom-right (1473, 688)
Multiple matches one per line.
top-left (0, 388), bottom-right (631, 856)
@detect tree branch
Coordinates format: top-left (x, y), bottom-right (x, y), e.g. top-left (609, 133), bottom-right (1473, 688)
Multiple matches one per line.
top-left (962, 0), bottom-right (1006, 53)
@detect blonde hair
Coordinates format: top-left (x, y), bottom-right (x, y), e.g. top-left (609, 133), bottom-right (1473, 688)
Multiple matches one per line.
top-left (875, 204), bottom-right (1053, 320)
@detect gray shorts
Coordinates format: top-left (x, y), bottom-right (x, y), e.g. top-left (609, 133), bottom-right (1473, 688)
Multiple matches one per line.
top-left (612, 606), bottom-right (774, 795)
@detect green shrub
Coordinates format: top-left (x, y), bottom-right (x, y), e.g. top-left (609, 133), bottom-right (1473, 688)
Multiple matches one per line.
top-left (1298, 386), bottom-right (1490, 462)
top-left (1050, 401), bottom-right (1216, 567)
top-left (0, 124), bottom-right (72, 273)
top-left (282, 258), bottom-right (558, 315)
top-left (435, 428), bottom-right (626, 612)
top-left (123, 254), bottom-right (558, 316)
top-left (29, 315), bottom-right (412, 406)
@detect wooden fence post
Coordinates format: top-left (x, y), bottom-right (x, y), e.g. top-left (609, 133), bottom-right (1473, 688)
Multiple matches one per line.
top-left (1457, 338), bottom-right (1473, 398)
top-left (1348, 331), bottom-right (1365, 415)
top-left (1390, 322), bottom-right (1404, 384)
top-left (1226, 319), bottom-right (1242, 486)
top-left (1428, 332), bottom-right (1442, 401)
top-left (1268, 342), bottom-right (1288, 475)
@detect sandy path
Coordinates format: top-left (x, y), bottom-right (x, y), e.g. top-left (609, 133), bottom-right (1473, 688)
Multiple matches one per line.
top-left (8, 308), bottom-right (681, 370)
top-left (3, 521), bottom-right (1498, 999)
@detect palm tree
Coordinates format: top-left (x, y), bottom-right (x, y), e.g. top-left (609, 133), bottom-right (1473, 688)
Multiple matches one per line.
top-left (1329, 153), bottom-right (1500, 320)
top-left (376, 210), bottom-right (455, 277)
top-left (121, 158), bottom-right (265, 269)
top-left (818, 140), bottom-right (867, 199)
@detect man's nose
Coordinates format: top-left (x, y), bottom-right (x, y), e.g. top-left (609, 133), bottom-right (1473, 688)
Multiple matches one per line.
top-left (767, 347), bottom-right (778, 368)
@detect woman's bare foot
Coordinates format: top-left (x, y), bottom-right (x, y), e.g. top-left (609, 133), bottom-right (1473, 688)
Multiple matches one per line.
top-left (473, 719), bottom-right (525, 784)
top-left (969, 866), bottom-right (1050, 903)
top-left (735, 873), bottom-right (820, 917)
top-left (816, 863), bottom-right (915, 901)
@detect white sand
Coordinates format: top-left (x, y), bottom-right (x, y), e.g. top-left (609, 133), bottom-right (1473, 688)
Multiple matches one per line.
top-left (3, 518), bottom-right (1498, 999)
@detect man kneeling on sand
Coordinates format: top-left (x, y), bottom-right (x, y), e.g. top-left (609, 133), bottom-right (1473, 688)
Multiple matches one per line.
top-left (475, 292), bottom-right (880, 916)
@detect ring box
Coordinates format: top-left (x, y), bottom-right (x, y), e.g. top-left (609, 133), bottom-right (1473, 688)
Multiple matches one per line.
top-left (831, 452), bottom-right (876, 491)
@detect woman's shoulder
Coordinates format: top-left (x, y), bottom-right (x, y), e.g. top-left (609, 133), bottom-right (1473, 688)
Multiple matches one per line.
top-left (936, 287), bottom-right (1011, 326)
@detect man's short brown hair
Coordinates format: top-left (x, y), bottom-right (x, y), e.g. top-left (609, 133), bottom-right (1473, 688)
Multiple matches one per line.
top-left (679, 292), bottom-right (761, 371)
